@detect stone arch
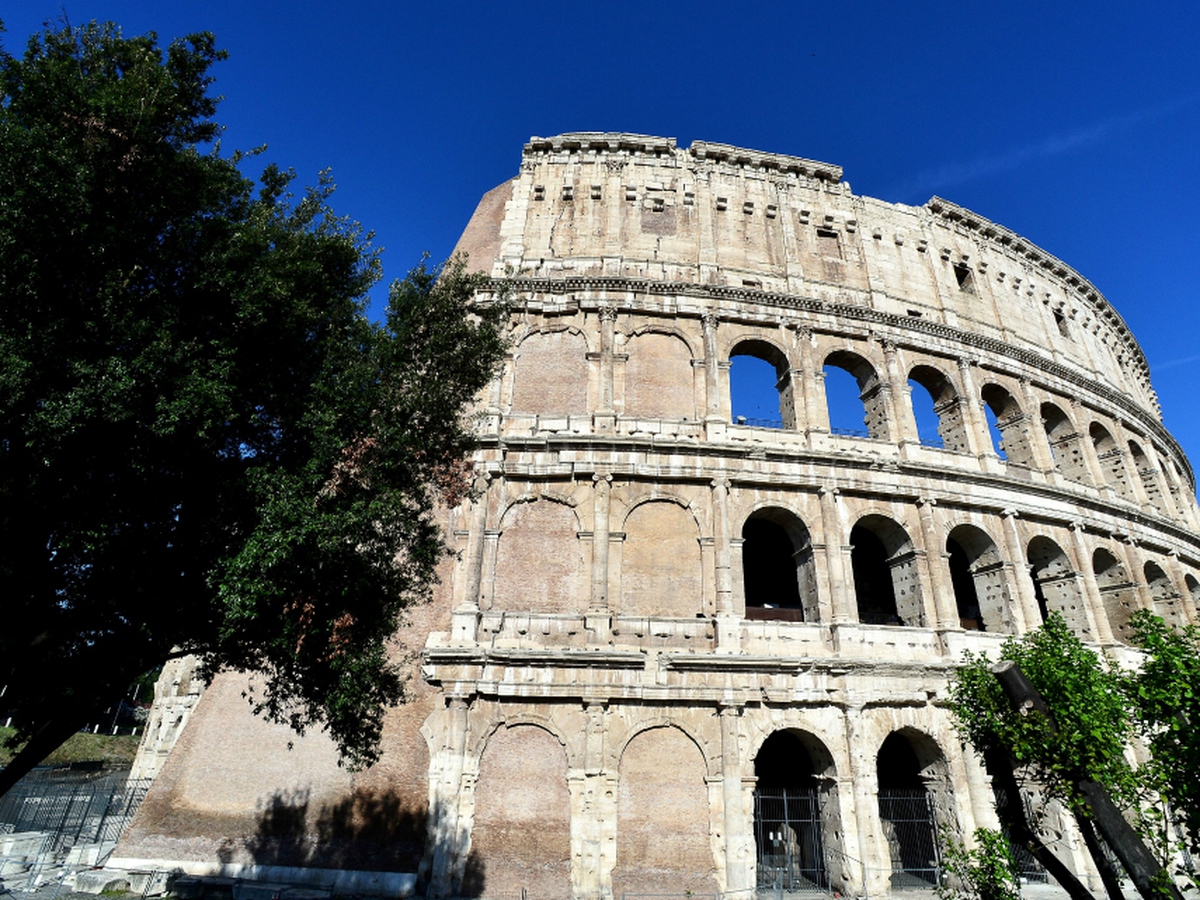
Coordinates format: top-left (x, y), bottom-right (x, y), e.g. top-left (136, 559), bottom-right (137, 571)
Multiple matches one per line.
top-left (876, 728), bottom-right (954, 888)
top-left (619, 498), bottom-right (703, 617)
top-left (492, 498), bottom-right (587, 613)
top-left (1145, 560), bottom-right (1184, 628)
top-left (946, 524), bottom-right (1015, 633)
top-left (510, 328), bottom-right (590, 414)
top-left (1186, 573), bottom-right (1200, 617)
top-left (1027, 536), bottom-right (1090, 638)
top-left (1093, 548), bottom-right (1138, 643)
top-left (752, 729), bottom-right (844, 892)
top-left (1041, 402), bottom-right (1091, 485)
top-left (741, 507), bottom-right (819, 622)
top-left (1128, 440), bottom-right (1166, 511)
top-left (613, 725), bottom-right (719, 897)
top-left (908, 364), bottom-right (970, 452)
top-left (467, 711), bottom-right (572, 765)
top-left (471, 723), bottom-right (571, 899)
top-left (980, 383), bottom-right (1036, 468)
top-left (850, 514), bottom-right (925, 627)
top-left (611, 718), bottom-right (718, 778)
top-left (730, 337), bottom-right (795, 429)
top-left (1090, 422), bottom-right (1134, 500)
top-left (823, 348), bottom-right (888, 440)
top-left (624, 329), bottom-right (697, 420)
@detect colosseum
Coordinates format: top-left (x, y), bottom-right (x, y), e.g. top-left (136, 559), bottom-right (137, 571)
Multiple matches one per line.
top-left (114, 133), bottom-right (1200, 900)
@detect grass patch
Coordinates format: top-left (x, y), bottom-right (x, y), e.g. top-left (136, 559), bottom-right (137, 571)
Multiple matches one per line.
top-left (0, 726), bottom-right (140, 768)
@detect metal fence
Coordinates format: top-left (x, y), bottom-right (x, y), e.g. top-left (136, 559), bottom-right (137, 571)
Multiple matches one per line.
top-left (878, 789), bottom-right (940, 888)
top-left (753, 788), bottom-right (828, 892)
top-left (0, 766), bottom-right (150, 849)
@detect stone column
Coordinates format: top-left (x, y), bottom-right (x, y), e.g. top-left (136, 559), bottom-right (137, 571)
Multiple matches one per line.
top-left (719, 703), bottom-right (752, 896)
top-left (1115, 536), bottom-right (1158, 615)
top-left (596, 306), bottom-right (617, 431)
top-left (1018, 378), bottom-right (1057, 479)
top-left (712, 476), bottom-right (741, 652)
top-left (881, 338), bottom-right (918, 445)
top-left (795, 325), bottom-right (827, 440)
top-left (1001, 509), bottom-right (1042, 631)
top-left (452, 473), bottom-right (491, 643)
top-left (1168, 551), bottom-right (1199, 625)
top-left (703, 313), bottom-right (727, 441)
top-left (589, 473), bottom-right (614, 643)
top-left (917, 497), bottom-right (959, 630)
top-left (1069, 522), bottom-right (1113, 645)
top-left (954, 357), bottom-right (987, 460)
top-left (844, 707), bottom-right (889, 897)
top-left (571, 700), bottom-right (610, 900)
top-left (820, 486), bottom-right (853, 623)
top-left (425, 695), bottom-right (473, 898)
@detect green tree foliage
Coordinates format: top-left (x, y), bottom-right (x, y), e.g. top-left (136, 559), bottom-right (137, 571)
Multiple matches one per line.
top-left (936, 828), bottom-right (1022, 900)
top-left (950, 613), bottom-right (1199, 893)
top-left (0, 20), bottom-right (508, 795)
top-left (1127, 610), bottom-right (1200, 861)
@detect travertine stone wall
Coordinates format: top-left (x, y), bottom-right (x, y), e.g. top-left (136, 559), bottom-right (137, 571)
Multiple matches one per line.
top-left (118, 134), bottom-right (1200, 900)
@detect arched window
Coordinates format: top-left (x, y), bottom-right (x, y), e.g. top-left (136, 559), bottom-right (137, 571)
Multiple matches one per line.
top-left (908, 365), bottom-right (969, 452)
top-left (1090, 423), bottom-right (1133, 500)
top-left (741, 509), bottom-right (818, 622)
top-left (1041, 403), bottom-right (1091, 485)
top-left (946, 525), bottom-right (1015, 633)
top-left (1145, 561), bottom-right (1184, 628)
top-left (730, 340), bottom-right (793, 429)
top-left (981, 384), bottom-right (1035, 468)
top-left (851, 515), bottom-right (924, 626)
top-left (1093, 548), bottom-right (1137, 643)
top-left (1186, 573), bottom-right (1200, 618)
top-left (753, 731), bottom-right (840, 892)
top-left (1027, 536), bottom-right (1090, 638)
top-left (877, 732), bottom-right (945, 888)
top-left (824, 350), bottom-right (888, 440)
top-left (1128, 441), bottom-right (1165, 511)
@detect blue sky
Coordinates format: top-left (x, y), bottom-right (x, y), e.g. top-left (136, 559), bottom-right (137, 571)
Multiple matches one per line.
top-left (4, 2), bottom-right (1200, 482)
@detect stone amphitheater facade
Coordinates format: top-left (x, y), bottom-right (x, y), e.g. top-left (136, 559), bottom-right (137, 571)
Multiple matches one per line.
top-left (116, 134), bottom-right (1200, 900)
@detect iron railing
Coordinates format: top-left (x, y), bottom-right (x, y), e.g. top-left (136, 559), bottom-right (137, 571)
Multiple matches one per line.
top-left (754, 788), bottom-right (828, 892)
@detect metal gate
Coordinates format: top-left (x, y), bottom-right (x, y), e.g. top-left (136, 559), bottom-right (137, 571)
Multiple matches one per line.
top-left (754, 788), bottom-right (828, 891)
top-left (878, 789), bottom-right (940, 887)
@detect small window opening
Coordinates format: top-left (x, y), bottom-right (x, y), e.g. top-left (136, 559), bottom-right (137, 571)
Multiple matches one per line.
top-left (817, 228), bottom-right (841, 259)
top-left (533, 185), bottom-right (545, 201)
top-left (716, 196), bottom-right (728, 211)
top-left (651, 197), bottom-right (664, 212)
top-left (953, 263), bottom-right (975, 293)
top-left (590, 184), bottom-right (602, 200)
top-left (1054, 310), bottom-right (1070, 339)
top-left (625, 185), bottom-right (637, 201)
top-left (562, 185), bottom-right (574, 202)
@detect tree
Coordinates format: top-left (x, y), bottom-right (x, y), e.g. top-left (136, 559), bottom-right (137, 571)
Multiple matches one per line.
top-left (0, 20), bottom-right (508, 797)
top-left (949, 613), bottom-right (1196, 899)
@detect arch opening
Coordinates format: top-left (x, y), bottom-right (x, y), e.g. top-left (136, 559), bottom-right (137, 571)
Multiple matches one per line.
top-left (851, 516), bottom-right (923, 627)
top-left (824, 350), bottom-right (887, 440)
top-left (1090, 423), bottom-right (1133, 500)
top-left (877, 732), bottom-right (942, 888)
top-left (1129, 441), bottom-right (1165, 511)
top-left (1041, 403), bottom-right (1091, 485)
top-left (731, 340), bottom-right (793, 429)
top-left (1093, 548), bottom-right (1137, 644)
top-left (981, 384), bottom-right (1035, 470)
top-left (742, 510), bottom-right (818, 622)
top-left (753, 732), bottom-right (836, 891)
top-left (1027, 537), bottom-right (1090, 639)
top-left (1145, 561), bottom-right (1184, 628)
top-left (1186, 573), bottom-right (1200, 618)
top-left (909, 366), bottom-right (969, 452)
top-left (946, 525), bottom-right (1013, 633)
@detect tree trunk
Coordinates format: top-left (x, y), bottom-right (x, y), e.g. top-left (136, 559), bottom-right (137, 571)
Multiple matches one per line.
top-left (1076, 810), bottom-right (1127, 900)
top-left (0, 715), bottom-right (85, 798)
top-left (992, 660), bottom-right (1183, 900)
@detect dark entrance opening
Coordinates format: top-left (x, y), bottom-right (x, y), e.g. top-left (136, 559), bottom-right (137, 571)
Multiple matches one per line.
top-left (947, 538), bottom-right (983, 630)
top-left (743, 518), bottom-right (803, 619)
top-left (851, 525), bottom-right (902, 625)
top-left (877, 733), bottom-right (939, 888)
top-left (754, 732), bottom-right (827, 891)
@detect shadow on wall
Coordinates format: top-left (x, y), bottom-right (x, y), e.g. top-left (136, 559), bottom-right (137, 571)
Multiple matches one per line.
top-left (217, 788), bottom-right (484, 896)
